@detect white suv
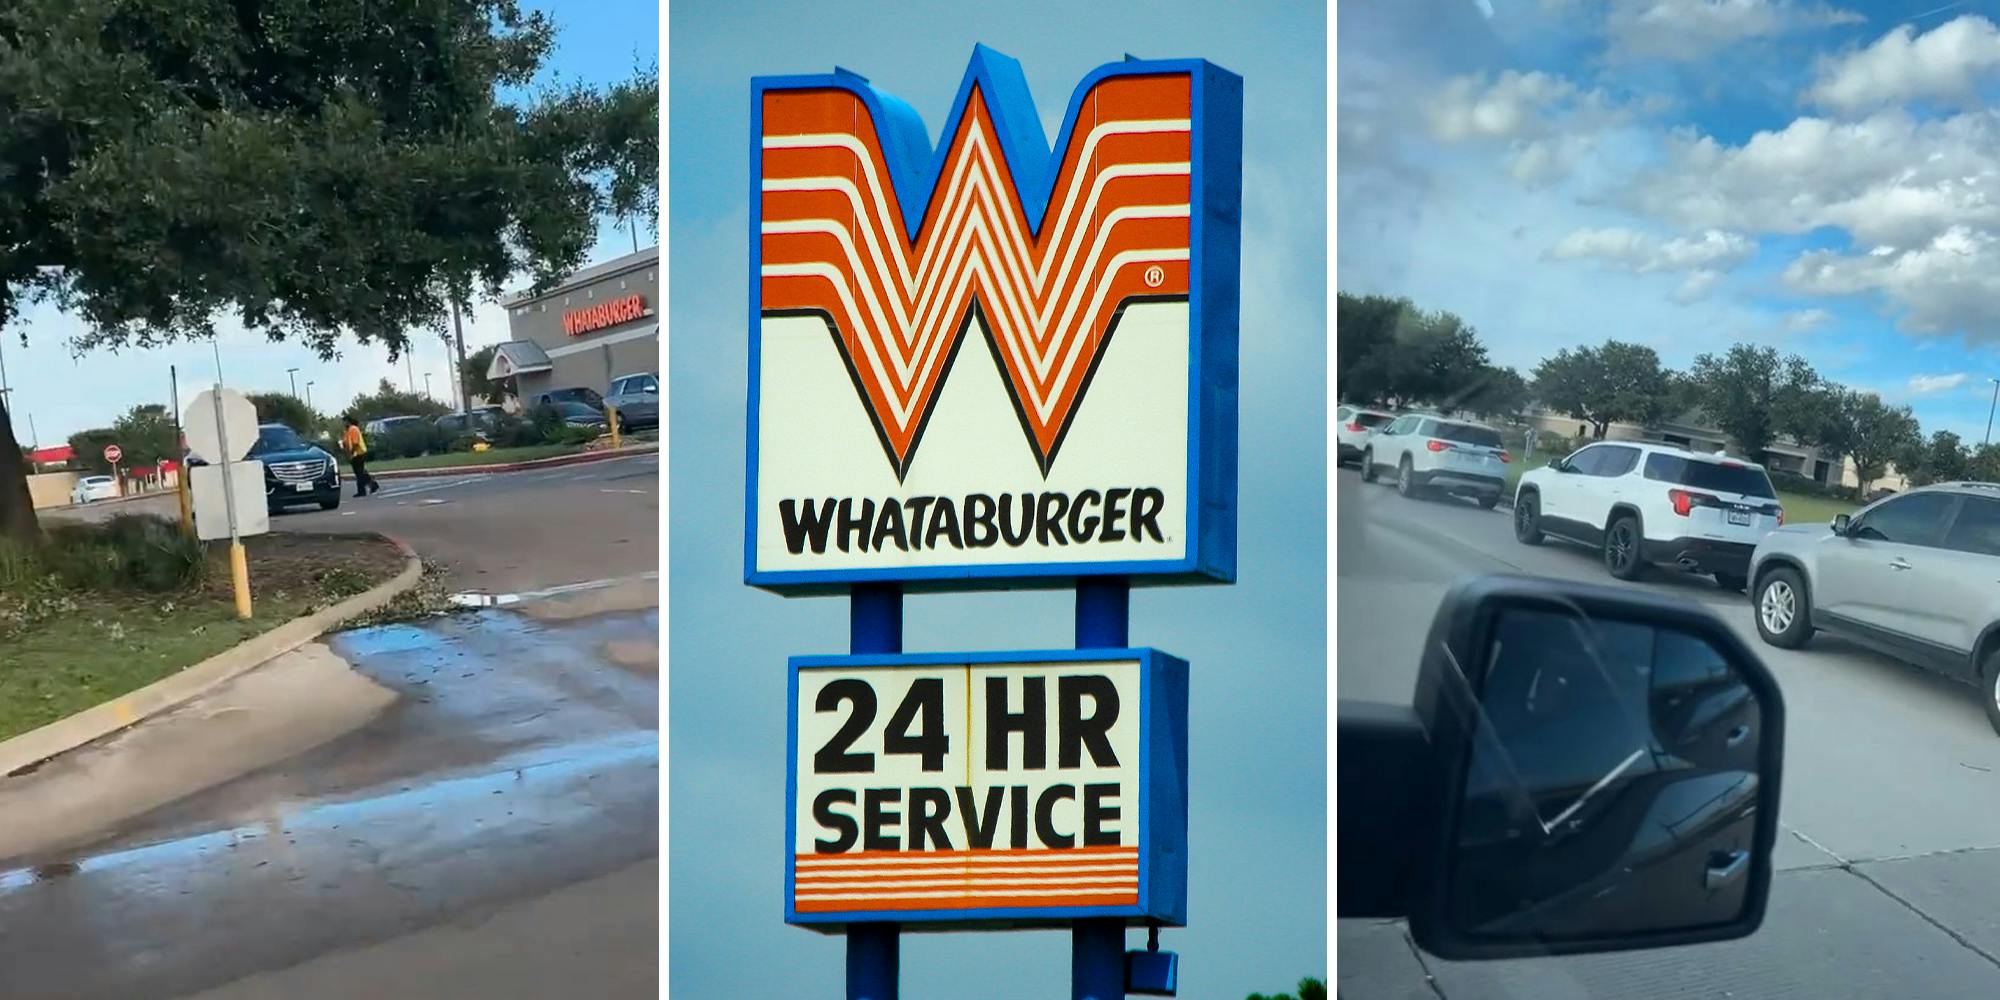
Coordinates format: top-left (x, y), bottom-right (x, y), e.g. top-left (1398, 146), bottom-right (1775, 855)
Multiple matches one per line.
top-left (1336, 404), bottom-right (1396, 467)
top-left (1359, 414), bottom-right (1511, 508)
top-left (1513, 441), bottom-right (1783, 590)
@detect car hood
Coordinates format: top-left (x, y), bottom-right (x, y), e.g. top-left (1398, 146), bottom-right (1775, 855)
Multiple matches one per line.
top-left (249, 446), bottom-right (335, 465)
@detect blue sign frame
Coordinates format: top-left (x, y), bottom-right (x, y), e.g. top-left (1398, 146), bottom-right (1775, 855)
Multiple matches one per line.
top-left (784, 647), bottom-right (1190, 931)
top-left (745, 46), bottom-right (1242, 593)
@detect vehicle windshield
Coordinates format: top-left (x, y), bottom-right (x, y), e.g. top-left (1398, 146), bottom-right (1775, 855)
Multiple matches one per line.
top-left (1643, 454), bottom-right (1776, 499)
top-left (248, 426), bottom-right (309, 455)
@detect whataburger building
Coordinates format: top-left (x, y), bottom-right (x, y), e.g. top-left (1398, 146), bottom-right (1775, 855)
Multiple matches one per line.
top-left (490, 245), bottom-right (659, 403)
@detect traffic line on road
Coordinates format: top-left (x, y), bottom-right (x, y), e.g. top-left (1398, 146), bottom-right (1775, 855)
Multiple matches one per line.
top-left (446, 571), bottom-right (660, 609)
top-left (373, 475), bottom-right (488, 500)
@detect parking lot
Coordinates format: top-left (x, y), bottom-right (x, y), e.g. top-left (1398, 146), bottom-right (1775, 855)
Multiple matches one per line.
top-left (1337, 467), bottom-right (2000, 998)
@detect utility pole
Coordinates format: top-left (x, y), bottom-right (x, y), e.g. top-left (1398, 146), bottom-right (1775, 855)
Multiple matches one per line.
top-left (27, 413), bottom-right (37, 449)
top-left (423, 372), bottom-right (434, 400)
top-left (451, 295), bottom-right (471, 416)
top-left (1987, 378), bottom-right (1999, 447)
top-left (406, 348), bottom-right (417, 395)
top-left (286, 367), bottom-right (300, 397)
top-left (306, 381), bottom-right (315, 411)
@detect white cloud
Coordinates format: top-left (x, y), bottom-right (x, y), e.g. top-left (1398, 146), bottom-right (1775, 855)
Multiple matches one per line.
top-left (1808, 15), bottom-right (2000, 115)
top-left (1783, 224), bottom-right (2000, 340)
top-left (1634, 109), bottom-right (2000, 247)
top-left (1608, 0), bottom-right (1860, 63)
top-left (1545, 227), bottom-right (1754, 300)
top-left (1909, 372), bottom-right (1972, 395)
top-left (1782, 307), bottom-right (1833, 332)
top-left (1424, 71), bottom-right (1629, 184)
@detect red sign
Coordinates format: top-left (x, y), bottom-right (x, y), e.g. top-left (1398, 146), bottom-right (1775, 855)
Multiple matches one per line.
top-left (103, 444), bottom-right (122, 465)
top-left (562, 294), bottom-right (647, 337)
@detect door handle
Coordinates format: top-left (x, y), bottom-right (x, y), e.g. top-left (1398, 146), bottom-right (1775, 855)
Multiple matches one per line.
top-left (1705, 849), bottom-right (1750, 890)
top-left (1890, 558), bottom-right (1912, 571)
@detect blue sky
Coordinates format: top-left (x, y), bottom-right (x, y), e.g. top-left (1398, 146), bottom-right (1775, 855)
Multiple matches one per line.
top-left (1340, 0), bottom-right (2000, 446)
top-left (2, 1), bottom-right (656, 449)
top-left (666, 2), bottom-right (1326, 997)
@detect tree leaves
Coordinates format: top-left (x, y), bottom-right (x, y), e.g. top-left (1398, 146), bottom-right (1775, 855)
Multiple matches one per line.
top-left (1531, 340), bottom-right (1670, 439)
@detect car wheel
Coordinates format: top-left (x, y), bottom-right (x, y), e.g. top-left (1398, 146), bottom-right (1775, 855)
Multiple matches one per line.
top-left (1982, 648), bottom-right (2000, 738)
top-left (1714, 571), bottom-right (1747, 593)
top-left (1603, 516), bottom-right (1645, 581)
top-left (1397, 457), bottom-right (1420, 499)
top-left (1360, 449), bottom-right (1377, 483)
top-left (1514, 492), bottom-right (1545, 545)
top-left (1753, 567), bottom-right (1812, 649)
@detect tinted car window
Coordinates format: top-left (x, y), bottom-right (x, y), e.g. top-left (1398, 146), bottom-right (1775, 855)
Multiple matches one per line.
top-left (1642, 453), bottom-right (1777, 498)
top-left (249, 426), bottom-right (308, 455)
top-left (1437, 422), bottom-right (1503, 447)
top-left (1564, 447), bottom-right (1603, 476)
top-left (557, 401), bottom-right (601, 419)
top-left (1594, 445), bottom-right (1640, 477)
top-left (1855, 492), bottom-right (1955, 546)
top-left (1356, 411), bottom-right (1391, 428)
top-left (1943, 496), bottom-right (2000, 557)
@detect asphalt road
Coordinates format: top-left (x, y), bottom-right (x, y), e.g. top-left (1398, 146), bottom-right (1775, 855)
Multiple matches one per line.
top-left (47, 451), bottom-right (660, 594)
top-left (10, 456), bottom-right (660, 998)
top-left (1335, 467), bottom-right (2000, 998)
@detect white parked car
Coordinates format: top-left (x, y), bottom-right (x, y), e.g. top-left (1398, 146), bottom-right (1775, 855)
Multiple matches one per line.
top-left (1513, 441), bottom-right (1783, 591)
top-left (1336, 404), bottom-right (1396, 467)
top-left (1359, 413), bottom-right (1511, 508)
top-left (71, 475), bottom-right (120, 505)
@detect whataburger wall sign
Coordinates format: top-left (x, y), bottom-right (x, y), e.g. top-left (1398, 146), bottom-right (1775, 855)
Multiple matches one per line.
top-left (747, 46), bottom-right (1242, 590)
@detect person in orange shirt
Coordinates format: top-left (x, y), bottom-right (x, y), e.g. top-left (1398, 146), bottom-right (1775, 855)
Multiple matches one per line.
top-left (340, 415), bottom-right (380, 497)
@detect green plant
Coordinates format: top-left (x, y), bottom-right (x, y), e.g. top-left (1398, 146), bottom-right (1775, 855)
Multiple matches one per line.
top-left (39, 516), bottom-right (206, 593)
top-left (1247, 977), bottom-right (1327, 1000)
top-left (550, 424), bottom-right (600, 446)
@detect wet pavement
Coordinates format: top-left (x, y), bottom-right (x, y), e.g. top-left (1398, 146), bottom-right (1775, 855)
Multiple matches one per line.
top-left (0, 604), bottom-right (659, 999)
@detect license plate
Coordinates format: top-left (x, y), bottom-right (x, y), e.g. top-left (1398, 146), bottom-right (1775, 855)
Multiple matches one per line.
top-left (293, 482), bottom-right (313, 492)
top-left (1727, 509), bottom-right (1751, 526)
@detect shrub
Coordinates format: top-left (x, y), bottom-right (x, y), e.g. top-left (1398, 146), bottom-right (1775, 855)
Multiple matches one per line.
top-left (377, 420), bottom-right (452, 459)
top-left (35, 516), bottom-right (206, 593)
top-left (551, 424), bottom-right (600, 446)
top-left (489, 414), bottom-right (545, 448)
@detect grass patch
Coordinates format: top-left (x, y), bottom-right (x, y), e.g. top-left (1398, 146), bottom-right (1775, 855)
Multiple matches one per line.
top-left (1775, 491), bottom-right (1856, 527)
top-left (369, 443), bottom-right (582, 472)
top-left (0, 524), bottom-right (406, 742)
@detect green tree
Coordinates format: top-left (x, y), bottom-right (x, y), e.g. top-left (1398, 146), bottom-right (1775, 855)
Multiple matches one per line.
top-left (1531, 340), bottom-right (1670, 439)
top-left (66, 404), bottom-right (178, 475)
top-left (0, 0), bottom-right (657, 540)
top-left (1844, 392), bottom-right (1921, 490)
top-left (1248, 978), bottom-right (1327, 1000)
top-left (1970, 442), bottom-right (2000, 482)
top-left (1458, 365), bottom-right (1530, 422)
top-left (344, 379), bottom-right (450, 425)
top-left (1903, 429), bottom-right (1969, 487)
top-left (462, 344), bottom-right (512, 405)
top-left (1335, 293), bottom-right (1491, 409)
top-left (1688, 344), bottom-right (1818, 462)
top-left (248, 392), bottom-right (324, 438)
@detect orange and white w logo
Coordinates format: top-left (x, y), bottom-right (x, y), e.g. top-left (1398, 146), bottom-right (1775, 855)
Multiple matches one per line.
top-left (759, 70), bottom-right (1193, 478)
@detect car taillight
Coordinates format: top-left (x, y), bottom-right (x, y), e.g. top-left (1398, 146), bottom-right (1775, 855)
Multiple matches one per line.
top-left (1345, 422), bottom-right (1365, 432)
top-left (1426, 439), bottom-right (1449, 452)
top-left (1669, 488), bottom-right (1721, 516)
top-left (1499, 451), bottom-right (1512, 464)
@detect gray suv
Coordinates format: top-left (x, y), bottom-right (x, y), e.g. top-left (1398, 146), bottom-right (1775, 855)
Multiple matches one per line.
top-left (1749, 482), bottom-right (2000, 734)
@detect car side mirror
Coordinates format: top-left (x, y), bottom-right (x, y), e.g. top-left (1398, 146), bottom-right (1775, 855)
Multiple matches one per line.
top-left (1548, 458), bottom-right (1567, 472)
top-left (1831, 513), bottom-right (1851, 536)
top-left (1405, 575), bottom-right (1784, 960)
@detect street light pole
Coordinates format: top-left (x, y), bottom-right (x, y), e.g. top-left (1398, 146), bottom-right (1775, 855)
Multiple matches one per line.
top-left (450, 295), bottom-right (471, 417)
top-left (1987, 378), bottom-right (1999, 448)
top-left (424, 372), bottom-right (434, 400)
top-left (306, 381), bottom-right (315, 411)
top-left (286, 367), bottom-right (300, 398)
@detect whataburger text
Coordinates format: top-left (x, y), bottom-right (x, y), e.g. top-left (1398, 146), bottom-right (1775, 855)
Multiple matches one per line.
top-left (777, 487), bottom-right (1169, 556)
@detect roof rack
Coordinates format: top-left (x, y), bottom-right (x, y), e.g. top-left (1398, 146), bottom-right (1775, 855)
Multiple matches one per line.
top-left (1935, 481), bottom-right (2000, 491)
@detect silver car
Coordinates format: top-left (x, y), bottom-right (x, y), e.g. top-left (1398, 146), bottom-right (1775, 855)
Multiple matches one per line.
top-left (604, 372), bottom-right (659, 430)
top-left (1749, 481), bottom-right (2000, 734)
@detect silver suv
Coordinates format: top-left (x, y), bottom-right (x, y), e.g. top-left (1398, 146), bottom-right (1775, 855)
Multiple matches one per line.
top-left (1749, 482), bottom-right (2000, 734)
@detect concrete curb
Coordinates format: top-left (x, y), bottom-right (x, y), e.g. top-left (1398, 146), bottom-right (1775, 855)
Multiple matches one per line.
top-left (372, 442), bottom-right (659, 480)
top-left (0, 537), bottom-right (425, 778)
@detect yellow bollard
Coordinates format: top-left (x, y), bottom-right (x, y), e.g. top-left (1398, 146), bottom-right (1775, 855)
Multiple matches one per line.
top-left (229, 539), bottom-right (252, 619)
top-left (176, 464), bottom-right (195, 538)
top-left (607, 405), bottom-right (621, 449)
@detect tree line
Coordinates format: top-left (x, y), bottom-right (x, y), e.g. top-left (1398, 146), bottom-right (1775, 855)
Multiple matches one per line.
top-left (1340, 292), bottom-right (2000, 489)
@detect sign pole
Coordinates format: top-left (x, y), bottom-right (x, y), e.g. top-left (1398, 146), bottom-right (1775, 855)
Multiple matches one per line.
top-left (171, 366), bottom-right (194, 537)
top-left (1074, 577), bottom-right (1131, 1000)
top-left (847, 582), bottom-right (902, 1000)
top-left (211, 385), bottom-right (252, 619)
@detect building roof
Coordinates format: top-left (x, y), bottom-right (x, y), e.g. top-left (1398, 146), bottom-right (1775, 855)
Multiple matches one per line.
top-left (488, 340), bottom-right (554, 379)
top-left (28, 444), bottom-right (73, 465)
top-left (500, 245), bottom-right (659, 308)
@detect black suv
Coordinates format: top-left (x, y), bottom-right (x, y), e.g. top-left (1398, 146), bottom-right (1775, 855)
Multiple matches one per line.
top-left (249, 424), bottom-right (342, 512)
